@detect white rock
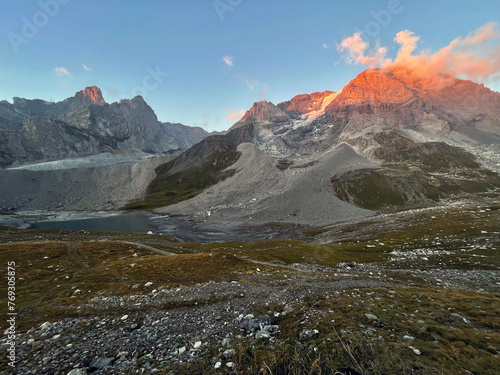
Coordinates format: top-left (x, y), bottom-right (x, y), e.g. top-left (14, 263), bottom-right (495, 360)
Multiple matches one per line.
top-left (144, 282), bottom-right (153, 287)
top-left (193, 341), bottom-right (202, 349)
top-left (222, 348), bottom-right (235, 360)
top-left (40, 322), bottom-right (52, 331)
top-left (255, 329), bottom-right (271, 339)
top-left (120, 315), bottom-right (128, 321)
top-left (67, 369), bottom-right (86, 375)
top-left (409, 346), bottom-right (421, 355)
top-left (365, 313), bottom-right (379, 320)
top-left (178, 346), bottom-right (186, 355)
top-left (214, 361), bottom-right (222, 369)
top-left (147, 231), bottom-right (153, 235)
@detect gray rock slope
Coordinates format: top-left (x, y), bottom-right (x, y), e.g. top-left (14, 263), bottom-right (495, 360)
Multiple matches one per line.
top-left (157, 142), bottom-right (377, 226)
top-left (0, 86), bottom-right (209, 168)
top-left (0, 154), bottom-right (176, 211)
top-left (154, 68), bottom-right (500, 226)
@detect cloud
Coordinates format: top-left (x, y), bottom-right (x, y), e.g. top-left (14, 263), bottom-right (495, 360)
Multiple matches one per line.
top-left (202, 115), bottom-right (210, 128)
top-left (53, 66), bottom-right (72, 78)
top-left (222, 55), bottom-right (234, 67)
top-left (82, 64), bottom-right (92, 72)
top-left (337, 32), bottom-right (389, 68)
top-left (245, 77), bottom-right (259, 90)
top-left (258, 82), bottom-right (269, 99)
top-left (227, 109), bottom-right (246, 122)
top-left (106, 87), bottom-right (118, 97)
top-left (237, 75), bottom-right (269, 99)
top-left (323, 43), bottom-right (329, 49)
top-left (337, 22), bottom-right (500, 84)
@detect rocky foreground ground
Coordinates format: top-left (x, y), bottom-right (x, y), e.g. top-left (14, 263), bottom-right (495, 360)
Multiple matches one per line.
top-left (0, 200), bottom-right (499, 374)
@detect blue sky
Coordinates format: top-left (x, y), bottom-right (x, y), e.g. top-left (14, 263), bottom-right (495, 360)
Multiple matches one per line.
top-left (1, 0), bottom-right (499, 131)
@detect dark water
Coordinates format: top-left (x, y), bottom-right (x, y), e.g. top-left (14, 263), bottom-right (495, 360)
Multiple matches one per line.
top-left (30, 213), bottom-right (153, 233)
top-left (23, 212), bottom-right (308, 243)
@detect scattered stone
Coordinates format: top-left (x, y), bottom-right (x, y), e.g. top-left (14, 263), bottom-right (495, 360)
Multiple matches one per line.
top-left (403, 335), bottom-right (415, 341)
top-left (221, 338), bottom-right (231, 347)
top-left (144, 282), bottom-right (153, 287)
top-left (193, 341), bottom-right (202, 349)
top-left (241, 315), bottom-right (272, 333)
top-left (88, 357), bottom-right (114, 371)
top-left (298, 329), bottom-right (319, 341)
top-left (39, 322), bottom-right (53, 332)
top-left (255, 329), bottom-right (271, 339)
top-left (365, 313), bottom-right (379, 321)
top-left (214, 361), bottom-right (222, 369)
top-left (120, 315), bottom-right (128, 321)
top-left (408, 346), bottom-right (421, 355)
top-left (222, 349), bottom-right (235, 360)
top-left (116, 351), bottom-right (128, 358)
top-left (178, 346), bottom-right (186, 355)
top-left (67, 369), bottom-right (87, 375)
top-left (450, 313), bottom-right (471, 324)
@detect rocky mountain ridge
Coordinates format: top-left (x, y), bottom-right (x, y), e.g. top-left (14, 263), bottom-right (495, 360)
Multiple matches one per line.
top-left (0, 86), bottom-right (210, 168)
top-left (141, 68), bottom-right (500, 223)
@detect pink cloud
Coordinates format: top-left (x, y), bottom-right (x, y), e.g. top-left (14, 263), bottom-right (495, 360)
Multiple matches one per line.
top-left (227, 109), bottom-right (246, 122)
top-left (337, 32), bottom-right (389, 68)
top-left (338, 22), bottom-right (500, 85)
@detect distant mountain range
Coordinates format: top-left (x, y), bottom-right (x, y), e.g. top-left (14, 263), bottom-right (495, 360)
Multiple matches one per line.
top-left (2, 69), bottom-right (500, 223)
top-left (0, 86), bottom-right (211, 168)
top-left (132, 68), bottom-right (500, 225)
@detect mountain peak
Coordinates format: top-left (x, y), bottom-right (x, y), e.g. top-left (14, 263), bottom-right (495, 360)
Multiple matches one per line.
top-left (74, 86), bottom-right (106, 104)
top-left (241, 100), bottom-right (288, 124)
top-left (278, 90), bottom-right (337, 120)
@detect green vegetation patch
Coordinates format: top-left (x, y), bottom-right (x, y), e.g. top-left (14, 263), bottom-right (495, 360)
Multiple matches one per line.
top-left (331, 166), bottom-right (500, 212)
top-left (180, 239), bottom-right (391, 267)
top-left (332, 132), bottom-right (500, 211)
top-left (124, 136), bottom-right (240, 209)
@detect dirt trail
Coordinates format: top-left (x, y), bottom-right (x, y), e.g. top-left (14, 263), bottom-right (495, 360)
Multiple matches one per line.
top-left (242, 258), bottom-right (314, 273)
top-left (119, 241), bottom-right (176, 256)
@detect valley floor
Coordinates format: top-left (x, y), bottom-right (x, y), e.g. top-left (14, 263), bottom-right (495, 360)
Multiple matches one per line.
top-left (0, 199), bottom-right (499, 375)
